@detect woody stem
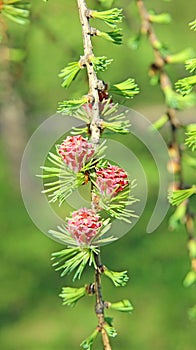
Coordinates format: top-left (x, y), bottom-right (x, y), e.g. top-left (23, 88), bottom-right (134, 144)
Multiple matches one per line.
top-left (77, 1), bottom-right (112, 348)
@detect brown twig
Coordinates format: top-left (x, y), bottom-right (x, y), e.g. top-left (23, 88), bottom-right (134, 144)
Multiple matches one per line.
top-left (94, 254), bottom-right (112, 350)
top-left (77, 1), bottom-right (111, 348)
top-left (136, 0), bottom-right (194, 238)
top-left (77, 0), bottom-right (101, 145)
top-left (136, 0), bottom-right (184, 188)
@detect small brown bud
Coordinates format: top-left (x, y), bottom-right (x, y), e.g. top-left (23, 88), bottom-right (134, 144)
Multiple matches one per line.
top-left (86, 283), bottom-right (96, 295)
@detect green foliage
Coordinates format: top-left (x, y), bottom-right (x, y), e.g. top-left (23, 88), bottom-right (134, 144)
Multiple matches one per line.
top-left (0, 0), bottom-right (30, 25)
top-left (38, 152), bottom-right (85, 205)
top-left (58, 97), bottom-right (88, 115)
top-left (175, 19), bottom-right (196, 96)
top-left (164, 86), bottom-right (196, 109)
top-left (93, 180), bottom-right (138, 223)
top-left (100, 99), bottom-right (131, 134)
top-left (59, 61), bottom-right (82, 89)
top-left (175, 76), bottom-right (196, 96)
top-left (91, 56), bottom-right (113, 72)
top-left (102, 119), bottom-right (130, 134)
top-left (90, 8), bottom-right (123, 27)
top-left (108, 299), bottom-right (133, 313)
top-left (103, 267), bottom-right (129, 287)
top-left (148, 11), bottom-right (172, 24)
top-left (167, 48), bottom-right (195, 64)
top-left (80, 329), bottom-right (99, 350)
top-left (183, 271), bottom-right (196, 287)
top-left (151, 114), bottom-right (168, 130)
top-left (185, 124), bottom-right (196, 150)
top-left (110, 78), bottom-right (140, 99)
top-left (59, 286), bottom-right (87, 307)
top-left (168, 187), bottom-right (196, 206)
top-left (51, 247), bottom-right (99, 281)
top-left (186, 58), bottom-right (196, 73)
top-left (189, 19), bottom-right (196, 31)
top-left (169, 202), bottom-right (187, 230)
top-left (70, 99), bottom-right (131, 135)
top-left (96, 28), bottom-right (123, 45)
top-left (104, 319), bottom-right (117, 338)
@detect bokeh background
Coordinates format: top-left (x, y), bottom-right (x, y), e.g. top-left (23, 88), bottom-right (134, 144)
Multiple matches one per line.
top-left (0, 0), bottom-right (196, 349)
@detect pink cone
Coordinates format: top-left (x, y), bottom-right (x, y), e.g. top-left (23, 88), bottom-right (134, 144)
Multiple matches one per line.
top-left (58, 135), bottom-right (95, 172)
top-left (96, 163), bottom-right (128, 197)
top-left (67, 208), bottom-right (102, 245)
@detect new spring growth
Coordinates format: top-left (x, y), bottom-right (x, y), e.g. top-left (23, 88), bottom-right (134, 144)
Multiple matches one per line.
top-left (70, 99), bottom-right (131, 134)
top-left (103, 266), bottom-right (129, 287)
top-left (148, 10), bottom-right (171, 24)
top-left (169, 201), bottom-right (187, 231)
top-left (183, 270), bottom-right (196, 288)
top-left (175, 19), bottom-right (196, 95)
top-left (175, 43), bottom-right (196, 93)
top-left (93, 162), bottom-right (132, 218)
top-left (189, 19), bottom-right (196, 31)
top-left (0, 0), bottom-right (30, 25)
top-left (185, 124), bottom-right (196, 151)
top-left (59, 61), bottom-right (83, 89)
top-left (169, 186), bottom-right (196, 207)
top-left (103, 319), bottom-right (117, 338)
top-left (59, 286), bottom-right (87, 307)
top-left (105, 299), bottom-right (133, 313)
top-left (175, 76), bottom-right (196, 96)
top-left (92, 163), bottom-right (138, 223)
top-left (88, 8), bottom-right (123, 27)
top-left (80, 328), bottom-right (99, 350)
top-left (166, 48), bottom-right (194, 64)
top-left (96, 27), bottom-right (123, 45)
top-left (51, 246), bottom-right (100, 281)
top-left (163, 85), bottom-right (196, 110)
top-left (110, 78), bottom-right (140, 98)
top-left (186, 58), bottom-right (196, 73)
top-left (58, 96), bottom-right (89, 115)
top-left (59, 56), bottom-right (113, 88)
top-left (91, 56), bottom-right (113, 72)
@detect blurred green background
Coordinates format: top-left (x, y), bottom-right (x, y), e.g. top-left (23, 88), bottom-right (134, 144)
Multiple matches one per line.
top-left (0, 0), bottom-right (196, 349)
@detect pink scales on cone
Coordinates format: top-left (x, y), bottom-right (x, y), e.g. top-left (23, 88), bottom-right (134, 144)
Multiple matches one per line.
top-left (96, 163), bottom-right (129, 197)
top-left (58, 135), bottom-right (95, 172)
top-left (67, 208), bottom-right (102, 245)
